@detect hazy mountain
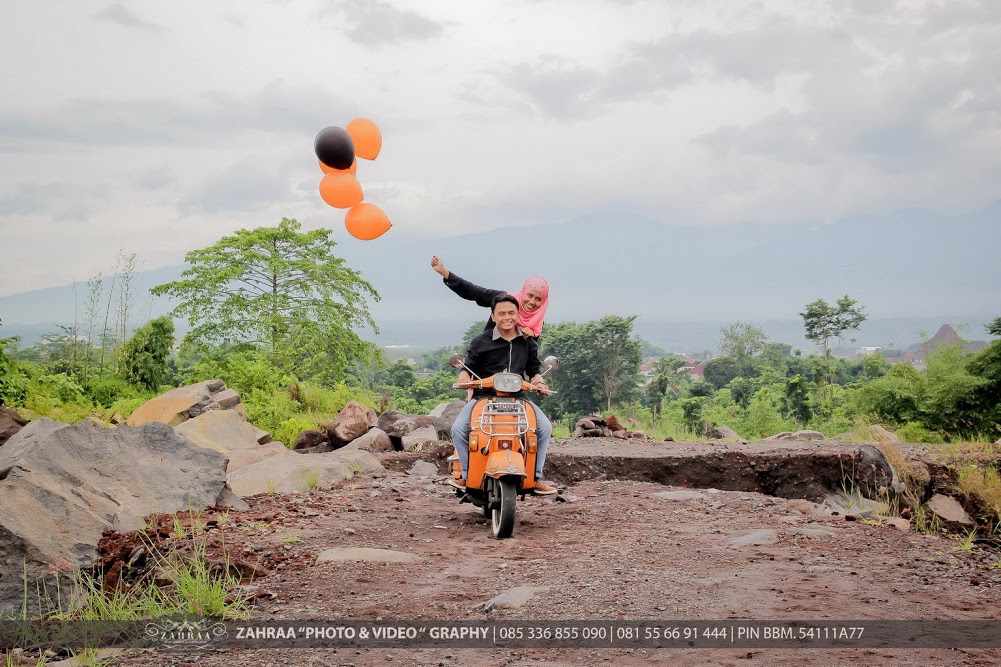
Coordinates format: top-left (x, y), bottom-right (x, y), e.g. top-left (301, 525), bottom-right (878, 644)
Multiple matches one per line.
top-left (2, 204), bottom-right (998, 353)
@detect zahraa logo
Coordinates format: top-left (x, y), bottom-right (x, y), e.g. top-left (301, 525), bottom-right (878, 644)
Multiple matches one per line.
top-left (145, 618), bottom-right (227, 650)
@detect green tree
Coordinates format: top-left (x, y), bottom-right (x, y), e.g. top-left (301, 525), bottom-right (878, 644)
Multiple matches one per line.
top-left (719, 321), bottom-right (767, 361)
top-left (386, 360), bottom-right (418, 390)
top-left (800, 295), bottom-right (867, 406)
top-left (0, 319), bottom-right (27, 406)
top-left (461, 321), bottom-right (486, 350)
top-left (539, 316), bottom-right (642, 419)
top-left (120, 316), bottom-right (175, 390)
top-left (152, 218), bottom-right (378, 382)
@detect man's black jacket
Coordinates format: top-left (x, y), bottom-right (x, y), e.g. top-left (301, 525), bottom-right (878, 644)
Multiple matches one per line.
top-left (464, 327), bottom-right (541, 399)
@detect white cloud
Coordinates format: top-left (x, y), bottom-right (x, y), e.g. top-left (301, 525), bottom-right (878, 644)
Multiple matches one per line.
top-left (1, 0), bottom-right (999, 297)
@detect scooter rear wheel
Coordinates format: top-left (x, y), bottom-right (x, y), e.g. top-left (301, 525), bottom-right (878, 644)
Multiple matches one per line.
top-left (491, 478), bottom-right (517, 538)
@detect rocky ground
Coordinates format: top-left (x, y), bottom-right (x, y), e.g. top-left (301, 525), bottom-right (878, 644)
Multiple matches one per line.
top-left (57, 439), bottom-right (1001, 666)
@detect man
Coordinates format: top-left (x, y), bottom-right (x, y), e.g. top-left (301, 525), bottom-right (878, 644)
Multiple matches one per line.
top-left (450, 294), bottom-right (557, 495)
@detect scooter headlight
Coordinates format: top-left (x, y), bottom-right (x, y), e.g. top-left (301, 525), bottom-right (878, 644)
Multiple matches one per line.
top-left (493, 373), bottom-right (523, 393)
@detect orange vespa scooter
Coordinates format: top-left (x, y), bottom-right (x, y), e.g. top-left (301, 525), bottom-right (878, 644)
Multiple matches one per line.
top-left (447, 353), bottom-right (559, 538)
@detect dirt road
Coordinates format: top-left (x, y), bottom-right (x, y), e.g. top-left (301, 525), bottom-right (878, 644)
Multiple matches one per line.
top-left (107, 438), bottom-right (1001, 667)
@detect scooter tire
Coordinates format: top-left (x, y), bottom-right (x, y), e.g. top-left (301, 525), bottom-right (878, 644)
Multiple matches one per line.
top-left (492, 478), bottom-right (518, 539)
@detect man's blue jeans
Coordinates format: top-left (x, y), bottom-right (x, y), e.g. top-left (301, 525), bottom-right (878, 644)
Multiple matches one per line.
top-left (450, 398), bottom-right (553, 480)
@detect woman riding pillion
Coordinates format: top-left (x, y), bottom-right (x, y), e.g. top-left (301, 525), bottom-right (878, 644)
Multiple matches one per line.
top-left (449, 294), bottom-right (557, 496)
top-left (430, 256), bottom-right (550, 340)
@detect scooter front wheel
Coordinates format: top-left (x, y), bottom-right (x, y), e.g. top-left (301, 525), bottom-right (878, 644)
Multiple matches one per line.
top-left (491, 478), bottom-right (518, 539)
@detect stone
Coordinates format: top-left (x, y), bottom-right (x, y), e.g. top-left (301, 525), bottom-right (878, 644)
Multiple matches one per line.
top-left (791, 430), bottom-right (825, 441)
top-left (212, 388), bottom-right (241, 410)
top-left (726, 529), bottom-right (780, 547)
top-left (174, 409), bottom-right (263, 453)
top-left (327, 401), bottom-right (376, 445)
top-left (342, 428), bottom-right (393, 453)
top-left (81, 417), bottom-right (111, 429)
top-left (226, 449), bottom-right (382, 497)
top-left (126, 380), bottom-right (223, 427)
top-left (764, 432), bottom-right (793, 441)
top-left (401, 425), bottom-right (440, 451)
top-left (431, 401), bottom-right (466, 440)
top-left (926, 494), bottom-right (974, 526)
top-left (474, 586), bottom-right (548, 611)
top-left (706, 426), bottom-right (743, 441)
top-left (226, 442), bottom-right (288, 474)
top-left (377, 411), bottom-right (433, 439)
top-left (0, 419), bottom-right (232, 615)
top-left (293, 429), bottom-right (329, 451)
top-left (787, 526), bottom-right (837, 539)
top-left (0, 407), bottom-right (28, 447)
top-left (315, 547), bottom-right (420, 564)
top-left (884, 517), bottom-right (911, 532)
top-left (408, 461), bottom-right (439, 477)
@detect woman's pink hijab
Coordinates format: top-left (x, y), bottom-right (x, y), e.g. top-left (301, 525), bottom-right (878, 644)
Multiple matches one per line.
top-left (512, 277), bottom-right (549, 337)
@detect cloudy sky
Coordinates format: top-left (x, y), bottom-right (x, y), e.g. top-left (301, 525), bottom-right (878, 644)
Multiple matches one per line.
top-left (1, 0), bottom-right (999, 297)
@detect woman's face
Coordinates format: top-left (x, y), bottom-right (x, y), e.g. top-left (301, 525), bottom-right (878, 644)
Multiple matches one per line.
top-left (522, 289), bottom-right (543, 313)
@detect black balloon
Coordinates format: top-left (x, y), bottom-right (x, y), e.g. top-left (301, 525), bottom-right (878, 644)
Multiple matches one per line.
top-left (314, 126), bottom-right (355, 170)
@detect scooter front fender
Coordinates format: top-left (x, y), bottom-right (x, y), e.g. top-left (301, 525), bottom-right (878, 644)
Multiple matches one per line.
top-left (483, 449), bottom-right (527, 478)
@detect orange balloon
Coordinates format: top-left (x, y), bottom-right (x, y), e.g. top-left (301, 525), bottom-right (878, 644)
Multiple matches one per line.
top-left (319, 171), bottom-right (363, 209)
top-left (344, 202), bottom-right (392, 240)
top-left (346, 118), bottom-right (382, 160)
top-left (319, 158), bottom-right (356, 174)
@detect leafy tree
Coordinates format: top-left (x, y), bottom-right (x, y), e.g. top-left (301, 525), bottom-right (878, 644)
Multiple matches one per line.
top-left (719, 322), bottom-right (767, 361)
top-left (688, 379), bottom-right (715, 398)
top-left (782, 375), bottom-right (813, 424)
top-left (920, 344), bottom-right (986, 437)
top-left (729, 377), bottom-right (754, 410)
top-left (703, 356), bottom-right (742, 390)
top-left (386, 360), bottom-right (418, 390)
top-left (152, 218), bottom-right (378, 382)
top-left (539, 316), bottom-right (642, 419)
top-left (120, 316), bottom-right (175, 390)
top-left (0, 319), bottom-right (27, 406)
top-left (461, 321), bottom-right (486, 350)
top-left (986, 316), bottom-right (1001, 337)
top-left (644, 356), bottom-right (687, 421)
top-left (800, 295), bottom-right (867, 406)
top-left (967, 328), bottom-right (1001, 437)
top-left (851, 364), bottom-right (922, 425)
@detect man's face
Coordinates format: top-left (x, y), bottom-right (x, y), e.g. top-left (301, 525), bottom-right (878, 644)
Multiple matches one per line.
top-left (491, 301), bottom-right (519, 333)
top-left (522, 289), bottom-right (543, 313)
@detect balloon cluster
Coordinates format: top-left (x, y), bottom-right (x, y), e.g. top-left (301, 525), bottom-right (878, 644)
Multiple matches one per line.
top-left (314, 118), bottom-right (391, 241)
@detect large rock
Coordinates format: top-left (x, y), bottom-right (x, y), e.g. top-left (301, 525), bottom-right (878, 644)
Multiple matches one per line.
top-left (377, 411), bottom-right (433, 450)
top-left (0, 407), bottom-right (28, 447)
top-left (431, 401), bottom-right (466, 441)
top-left (174, 409), bottom-right (263, 453)
top-left (401, 425), bottom-right (441, 451)
top-left (926, 494), bottom-right (974, 527)
top-left (126, 379), bottom-right (227, 427)
top-left (226, 442), bottom-right (288, 474)
top-left (0, 419), bottom-right (235, 615)
top-left (342, 427), bottom-right (393, 453)
top-left (226, 449), bottom-right (383, 497)
top-left (706, 426), bottom-right (745, 441)
top-left (327, 401), bottom-right (376, 446)
top-left (293, 429), bottom-right (329, 451)
top-left (765, 430), bottom-right (825, 441)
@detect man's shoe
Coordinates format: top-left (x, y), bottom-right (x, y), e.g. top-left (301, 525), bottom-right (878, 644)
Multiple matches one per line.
top-left (448, 478), bottom-right (467, 491)
top-left (533, 479), bottom-right (558, 495)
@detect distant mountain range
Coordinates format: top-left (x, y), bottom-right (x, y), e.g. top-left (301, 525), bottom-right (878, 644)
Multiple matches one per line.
top-left (2, 204), bottom-right (999, 354)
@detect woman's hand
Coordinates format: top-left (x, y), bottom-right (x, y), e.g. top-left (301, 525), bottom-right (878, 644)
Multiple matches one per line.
top-left (430, 255), bottom-right (449, 279)
top-left (519, 326), bottom-right (536, 338)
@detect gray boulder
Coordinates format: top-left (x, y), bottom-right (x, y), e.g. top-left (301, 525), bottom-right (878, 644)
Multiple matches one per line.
top-left (706, 426), bottom-right (745, 441)
top-left (174, 409), bottom-right (263, 454)
top-left (0, 419), bottom-right (235, 615)
top-left (293, 429), bottom-right (329, 451)
top-left (0, 407), bottom-right (28, 447)
top-left (431, 401), bottom-right (466, 440)
top-left (834, 424), bottom-right (901, 444)
top-left (926, 494), bottom-right (974, 527)
top-left (377, 411), bottom-right (433, 450)
top-left (327, 401), bottom-right (376, 446)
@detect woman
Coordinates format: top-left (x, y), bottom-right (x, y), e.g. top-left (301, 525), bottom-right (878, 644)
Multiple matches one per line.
top-left (430, 256), bottom-right (549, 339)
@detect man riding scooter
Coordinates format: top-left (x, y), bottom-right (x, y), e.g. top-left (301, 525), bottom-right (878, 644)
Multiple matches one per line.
top-left (450, 294), bottom-right (558, 495)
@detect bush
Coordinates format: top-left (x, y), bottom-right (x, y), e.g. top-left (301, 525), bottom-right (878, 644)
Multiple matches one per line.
top-left (85, 375), bottom-right (141, 408)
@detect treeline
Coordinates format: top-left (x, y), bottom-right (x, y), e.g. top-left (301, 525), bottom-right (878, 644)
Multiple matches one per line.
top-left (2, 218), bottom-right (998, 448)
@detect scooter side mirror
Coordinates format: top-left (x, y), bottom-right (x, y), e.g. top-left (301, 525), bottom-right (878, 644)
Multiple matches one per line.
top-left (448, 353), bottom-right (466, 369)
top-left (542, 356), bottom-right (559, 373)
